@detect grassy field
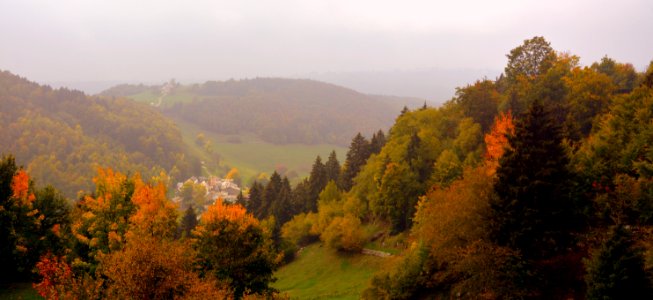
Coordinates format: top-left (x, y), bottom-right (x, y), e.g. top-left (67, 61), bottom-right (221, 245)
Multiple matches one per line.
top-left (173, 117), bottom-right (346, 184)
top-left (273, 243), bottom-right (387, 299)
top-left (0, 283), bottom-right (41, 300)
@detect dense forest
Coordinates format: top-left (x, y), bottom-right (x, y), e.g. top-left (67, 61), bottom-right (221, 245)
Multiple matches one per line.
top-left (0, 71), bottom-right (200, 197)
top-left (2, 36), bottom-right (653, 299)
top-left (101, 78), bottom-right (404, 146)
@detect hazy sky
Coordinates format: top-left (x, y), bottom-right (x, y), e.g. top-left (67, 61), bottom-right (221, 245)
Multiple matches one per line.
top-left (1, 0), bottom-right (652, 85)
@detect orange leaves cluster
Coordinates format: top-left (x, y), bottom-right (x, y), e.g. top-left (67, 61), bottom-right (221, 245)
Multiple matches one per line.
top-left (197, 198), bottom-right (258, 232)
top-left (11, 170), bottom-right (35, 207)
top-left (100, 235), bottom-right (227, 299)
top-left (484, 111), bottom-right (515, 173)
top-left (129, 181), bottom-right (178, 238)
top-left (33, 254), bottom-right (74, 300)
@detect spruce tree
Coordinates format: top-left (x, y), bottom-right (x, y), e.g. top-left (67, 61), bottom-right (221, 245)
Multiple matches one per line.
top-left (370, 130), bottom-right (386, 154)
top-left (325, 150), bottom-right (341, 184)
top-left (247, 181), bottom-right (263, 217)
top-left (271, 177), bottom-right (293, 226)
top-left (308, 156), bottom-right (328, 211)
top-left (489, 100), bottom-right (575, 258)
top-left (340, 133), bottom-right (371, 191)
top-left (261, 172), bottom-right (282, 219)
top-left (585, 225), bottom-right (653, 300)
top-left (179, 205), bottom-right (198, 238)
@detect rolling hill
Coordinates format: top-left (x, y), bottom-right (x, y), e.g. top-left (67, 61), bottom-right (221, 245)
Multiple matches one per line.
top-left (0, 70), bottom-right (200, 197)
top-left (101, 78), bottom-right (419, 146)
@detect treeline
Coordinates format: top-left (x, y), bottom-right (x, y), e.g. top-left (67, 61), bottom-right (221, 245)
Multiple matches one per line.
top-left (0, 155), bottom-right (280, 299)
top-left (101, 78), bottom-right (398, 146)
top-left (264, 37), bottom-right (653, 299)
top-left (0, 71), bottom-right (200, 197)
top-left (236, 130), bottom-right (385, 256)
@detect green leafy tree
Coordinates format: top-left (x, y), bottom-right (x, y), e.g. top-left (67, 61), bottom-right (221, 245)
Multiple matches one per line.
top-left (585, 226), bottom-right (653, 300)
top-left (505, 36), bottom-right (556, 82)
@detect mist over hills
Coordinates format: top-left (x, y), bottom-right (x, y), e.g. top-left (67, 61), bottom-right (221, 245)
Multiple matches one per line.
top-left (101, 77), bottom-right (427, 146)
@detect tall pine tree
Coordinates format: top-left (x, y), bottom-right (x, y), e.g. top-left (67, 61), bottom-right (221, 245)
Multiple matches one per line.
top-left (308, 156), bottom-right (328, 212)
top-left (488, 100), bottom-right (575, 258)
top-left (325, 151), bottom-right (341, 184)
top-left (340, 133), bottom-right (371, 191)
top-left (370, 130), bottom-right (386, 154)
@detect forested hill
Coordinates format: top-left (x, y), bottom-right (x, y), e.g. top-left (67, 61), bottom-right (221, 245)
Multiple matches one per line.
top-left (101, 78), bottom-right (417, 146)
top-left (0, 71), bottom-right (200, 197)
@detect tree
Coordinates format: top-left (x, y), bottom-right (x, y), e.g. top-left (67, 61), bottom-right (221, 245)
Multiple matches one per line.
top-left (454, 80), bottom-right (501, 131)
top-left (488, 101), bottom-right (575, 258)
top-left (325, 151), bottom-right (341, 184)
top-left (308, 156), bottom-right (328, 211)
top-left (246, 181), bottom-right (264, 216)
top-left (320, 215), bottom-right (365, 252)
top-left (179, 205), bottom-right (198, 239)
top-left (585, 226), bottom-right (653, 300)
top-left (179, 180), bottom-right (208, 213)
top-left (377, 161), bottom-right (421, 232)
top-left (505, 36), bottom-right (556, 82)
top-left (69, 168), bottom-right (137, 270)
top-left (484, 111), bottom-right (515, 172)
top-left (226, 167), bottom-right (242, 186)
top-left (193, 199), bottom-right (277, 299)
top-left (370, 130), bottom-right (386, 154)
top-left (270, 177), bottom-right (293, 226)
top-left (260, 172), bottom-right (282, 219)
top-left (100, 234), bottom-right (227, 299)
top-left (340, 133), bottom-right (371, 191)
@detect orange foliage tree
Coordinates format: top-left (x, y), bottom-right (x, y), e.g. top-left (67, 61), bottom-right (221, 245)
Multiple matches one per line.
top-left (193, 199), bottom-right (277, 299)
top-left (484, 111), bottom-right (515, 173)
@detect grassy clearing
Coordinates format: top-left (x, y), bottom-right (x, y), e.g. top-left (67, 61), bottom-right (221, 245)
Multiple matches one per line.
top-left (173, 117), bottom-right (346, 184)
top-left (0, 283), bottom-right (42, 300)
top-left (273, 243), bottom-right (387, 300)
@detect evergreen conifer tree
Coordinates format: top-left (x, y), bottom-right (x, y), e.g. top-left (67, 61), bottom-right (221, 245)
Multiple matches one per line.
top-left (308, 156), bottom-right (328, 211)
top-left (489, 100), bottom-right (575, 258)
top-left (261, 172), bottom-right (282, 219)
top-left (325, 151), bottom-right (341, 184)
top-left (247, 181), bottom-right (264, 217)
top-left (179, 205), bottom-right (198, 238)
top-left (340, 133), bottom-right (371, 191)
top-left (370, 130), bottom-right (386, 154)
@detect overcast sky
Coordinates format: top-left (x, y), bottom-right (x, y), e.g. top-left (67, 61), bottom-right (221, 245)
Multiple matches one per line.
top-left (1, 0), bottom-right (652, 86)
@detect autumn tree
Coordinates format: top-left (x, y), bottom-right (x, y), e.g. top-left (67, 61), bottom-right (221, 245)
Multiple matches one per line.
top-left (226, 167), bottom-right (242, 186)
top-left (69, 168), bottom-right (137, 270)
top-left (193, 199), bottom-right (277, 299)
top-left (484, 111), bottom-right (515, 172)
